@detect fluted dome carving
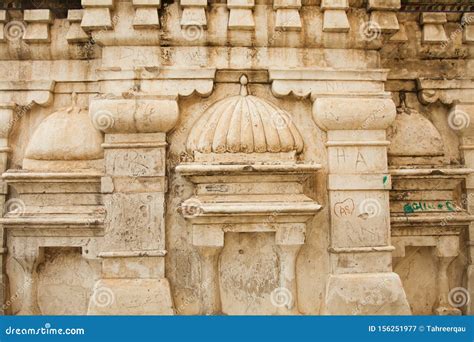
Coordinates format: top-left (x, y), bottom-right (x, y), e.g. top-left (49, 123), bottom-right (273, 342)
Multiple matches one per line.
top-left (186, 75), bottom-right (304, 156)
top-left (24, 94), bottom-right (104, 171)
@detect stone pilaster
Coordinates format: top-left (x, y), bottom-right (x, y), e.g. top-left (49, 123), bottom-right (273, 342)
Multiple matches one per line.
top-left (87, 98), bottom-right (179, 314)
top-left (313, 95), bottom-right (411, 314)
top-left (456, 103), bottom-right (474, 314)
top-left (0, 103), bottom-right (13, 315)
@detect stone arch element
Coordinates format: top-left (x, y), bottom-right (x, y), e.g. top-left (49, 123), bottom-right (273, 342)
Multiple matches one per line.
top-left (23, 93), bottom-right (104, 172)
top-left (177, 75), bottom-right (322, 315)
top-left (387, 94), bottom-right (444, 166)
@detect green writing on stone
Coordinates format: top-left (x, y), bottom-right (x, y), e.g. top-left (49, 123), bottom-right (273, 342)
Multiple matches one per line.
top-left (403, 201), bottom-right (455, 214)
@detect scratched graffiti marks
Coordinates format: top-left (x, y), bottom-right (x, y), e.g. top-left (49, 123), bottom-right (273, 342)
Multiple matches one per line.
top-left (334, 198), bottom-right (355, 218)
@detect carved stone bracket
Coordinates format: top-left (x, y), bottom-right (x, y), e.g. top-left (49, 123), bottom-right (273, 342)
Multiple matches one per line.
top-left (417, 78), bottom-right (474, 105)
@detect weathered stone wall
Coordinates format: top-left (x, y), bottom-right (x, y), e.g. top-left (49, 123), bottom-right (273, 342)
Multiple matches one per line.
top-left (0, 0), bottom-right (473, 315)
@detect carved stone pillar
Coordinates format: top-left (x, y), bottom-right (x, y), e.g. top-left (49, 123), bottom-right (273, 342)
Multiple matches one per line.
top-left (313, 95), bottom-right (411, 315)
top-left (275, 241), bottom-right (303, 315)
top-left (456, 102), bottom-right (474, 314)
top-left (12, 246), bottom-right (44, 315)
top-left (434, 236), bottom-right (460, 315)
top-left (87, 98), bottom-right (178, 314)
top-left (0, 103), bottom-right (13, 315)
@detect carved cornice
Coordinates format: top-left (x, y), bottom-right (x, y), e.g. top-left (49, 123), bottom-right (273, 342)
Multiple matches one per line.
top-left (97, 67), bottom-right (216, 97)
top-left (269, 68), bottom-right (389, 99)
top-left (0, 80), bottom-right (55, 107)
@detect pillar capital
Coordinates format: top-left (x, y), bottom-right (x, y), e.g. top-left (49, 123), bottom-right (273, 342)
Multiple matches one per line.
top-left (312, 95), bottom-right (396, 131)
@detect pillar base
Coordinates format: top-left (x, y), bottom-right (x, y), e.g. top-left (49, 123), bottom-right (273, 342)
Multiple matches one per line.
top-left (323, 273), bottom-right (411, 315)
top-left (434, 307), bottom-right (462, 316)
top-left (87, 278), bottom-right (174, 315)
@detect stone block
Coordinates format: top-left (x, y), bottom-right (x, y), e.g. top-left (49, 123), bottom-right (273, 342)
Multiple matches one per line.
top-left (82, 0), bottom-right (115, 7)
top-left (132, 0), bottom-right (161, 6)
top-left (324, 273), bottom-right (411, 314)
top-left (181, 7), bottom-right (207, 27)
top-left (102, 256), bottom-right (165, 278)
top-left (87, 278), bottom-right (174, 315)
top-left (81, 8), bottom-right (113, 30)
top-left (227, 0), bottom-right (254, 8)
top-left (273, 0), bottom-right (301, 9)
top-left (133, 7), bottom-right (160, 28)
top-left (323, 9), bottom-right (350, 32)
top-left (321, 0), bottom-right (348, 10)
top-left (103, 192), bottom-right (165, 252)
top-left (421, 12), bottom-right (447, 25)
top-left (370, 11), bottom-right (399, 33)
top-left (181, 0), bottom-right (207, 6)
top-left (228, 8), bottom-right (255, 30)
top-left (66, 10), bottom-right (90, 43)
top-left (367, 0), bottom-right (400, 11)
top-left (192, 225), bottom-right (224, 247)
top-left (422, 24), bottom-right (448, 44)
top-left (23, 10), bottom-right (52, 23)
top-left (275, 9), bottom-right (302, 31)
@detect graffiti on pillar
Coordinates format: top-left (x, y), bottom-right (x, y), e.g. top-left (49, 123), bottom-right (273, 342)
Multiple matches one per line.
top-left (334, 198), bottom-right (355, 218)
top-left (403, 200), bottom-right (456, 214)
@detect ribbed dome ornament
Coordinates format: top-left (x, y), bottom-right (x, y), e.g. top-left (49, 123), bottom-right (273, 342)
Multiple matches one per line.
top-left (186, 74), bottom-right (304, 161)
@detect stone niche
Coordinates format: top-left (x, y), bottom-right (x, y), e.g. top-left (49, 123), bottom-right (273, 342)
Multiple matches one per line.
top-left (1, 94), bottom-right (105, 315)
top-left (387, 96), bottom-right (473, 315)
top-left (176, 75), bottom-right (322, 315)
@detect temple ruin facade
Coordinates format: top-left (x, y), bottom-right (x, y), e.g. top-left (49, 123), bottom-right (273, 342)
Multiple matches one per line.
top-left (0, 0), bottom-right (473, 315)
